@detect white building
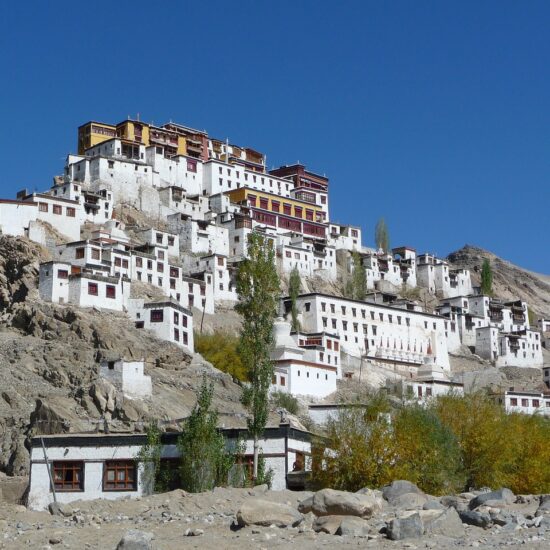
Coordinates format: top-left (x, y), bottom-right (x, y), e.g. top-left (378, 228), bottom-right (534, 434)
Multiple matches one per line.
top-left (269, 319), bottom-right (340, 398)
top-left (128, 298), bottom-right (194, 353)
top-left (27, 425), bottom-right (312, 509)
top-left (99, 359), bottom-right (152, 399)
top-left (492, 390), bottom-right (550, 416)
top-left (387, 365), bottom-right (464, 402)
top-left (284, 293), bottom-right (451, 372)
top-left (416, 254), bottom-right (473, 298)
top-left (38, 262), bottom-right (72, 304)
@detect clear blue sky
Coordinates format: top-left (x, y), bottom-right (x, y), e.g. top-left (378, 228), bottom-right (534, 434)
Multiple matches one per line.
top-left (1, 1), bottom-right (548, 272)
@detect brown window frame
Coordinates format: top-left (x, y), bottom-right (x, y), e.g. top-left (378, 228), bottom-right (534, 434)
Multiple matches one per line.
top-left (103, 460), bottom-right (137, 492)
top-left (88, 282), bottom-right (98, 296)
top-left (106, 285), bottom-right (116, 299)
top-left (53, 204), bottom-right (62, 215)
top-left (52, 460), bottom-right (84, 492)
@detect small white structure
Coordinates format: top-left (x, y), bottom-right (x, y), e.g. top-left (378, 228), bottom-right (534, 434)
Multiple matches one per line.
top-left (39, 262), bottom-right (71, 303)
top-left (128, 298), bottom-right (194, 353)
top-left (388, 365), bottom-right (464, 402)
top-left (99, 359), bottom-right (152, 399)
top-left (27, 425), bottom-right (313, 510)
top-left (270, 318), bottom-right (340, 398)
top-left (492, 390), bottom-right (550, 416)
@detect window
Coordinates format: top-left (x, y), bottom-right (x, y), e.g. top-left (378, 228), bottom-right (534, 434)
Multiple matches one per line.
top-left (122, 259), bottom-right (129, 269)
top-left (521, 399), bottom-right (529, 407)
top-left (39, 202), bottom-right (48, 212)
top-left (52, 461), bottom-right (84, 492)
top-left (88, 282), bottom-right (98, 296)
top-left (114, 257), bottom-right (122, 267)
top-left (285, 250), bottom-right (291, 258)
top-left (57, 269), bottom-right (68, 279)
top-left (174, 328), bottom-right (179, 342)
top-left (532, 399), bottom-right (540, 408)
top-left (294, 206), bottom-right (302, 218)
top-left (334, 341), bottom-right (339, 351)
top-left (158, 250), bottom-right (165, 260)
top-left (150, 309), bottom-right (164, 322)
top-left (157, 262), bottom-right (164, 273)
top-left (156, 233), bottom-right (163, 244)
top-left (217, 257), bottom-right (224, 266)
top-left (280, 376), bottom-right (286, 387)
top-left (106, 285), bottom-right (116, 299)
top-left (66, 207), bottom-right (76, 217)
top-left (174, 312), bottom-right (179, 324)
top-left (168, 236), bottom-right (175, 246)
top-left (305, 302), bottom-right (311, 312)
top-left (103, 460), bottom-right (136, 491)
top-left (510, 398), bottom-right (518, 406)
top-left (283, 203), bottom-right (292, 215)
top-left (75, 248), bottom-right (85, 259)
top-left (183, 332), bottom-right (188, 345)
top-left (91, 248), bottom-right (100, 260)
top-left (136, 257), bottom-right (143, 268)
top-left (53, 204), bottom-right (62, 215)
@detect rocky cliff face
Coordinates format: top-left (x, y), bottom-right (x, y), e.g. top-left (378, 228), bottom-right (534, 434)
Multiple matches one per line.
top-left (448, 245), bottom-right (550, 317)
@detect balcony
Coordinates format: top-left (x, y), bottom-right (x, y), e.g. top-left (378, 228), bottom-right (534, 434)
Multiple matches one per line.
top-left (295, 191), bottom-right (316, 204)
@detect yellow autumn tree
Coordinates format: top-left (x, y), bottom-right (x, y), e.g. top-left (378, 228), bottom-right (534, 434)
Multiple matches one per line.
top-left (194, 330), bottom-right (247, 381)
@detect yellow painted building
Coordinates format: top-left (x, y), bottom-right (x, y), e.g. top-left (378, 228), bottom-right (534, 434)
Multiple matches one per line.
top-left (78, 120), bottom-right (187, 156)
top-left (226, 188), bottom-right (324, 223)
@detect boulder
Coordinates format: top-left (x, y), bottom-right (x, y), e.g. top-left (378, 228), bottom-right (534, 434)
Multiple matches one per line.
top-left (310, 488), bottom-right (383, 518)
top-left (48, 502), bottom-right (73, 517)
top-left (382, 480), bottom-right (423, 504)
top-left (297, 495), bottom-right (314, 514)
top-left (536, 495), bottom-right (550, 516)
top-left (423, 507), bottom-right (465, 538)
top-left (391, 492), bottom-right (427, 510)
top-left (312, 515), bottom-right (342, 534)
top-left (423, 500), bottom-right (445, 511)
top-left (468, 488), bottom-right (515, 510)
top-left (336, 516), bottom-right (371, 537)
top-left (386, 513), bottom-right (424, 540)
top-left (236, 498), bottom-right (303, 527)
top-left (440, 495), bottom-right (469, 512)
top-left (458, 510), bottom-right (492, 528)
top-left (116, 530), bottom-right (154, 550)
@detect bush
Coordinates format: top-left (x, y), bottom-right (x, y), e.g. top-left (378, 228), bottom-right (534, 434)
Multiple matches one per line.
top-left (194, 330), bottom-right (247, 381)
top-left (271, 391), bottom-right (300, 415)
top-left (177, 376), bottom-right (234, 492)
top-left (311, 392), bottom-right (550, 495)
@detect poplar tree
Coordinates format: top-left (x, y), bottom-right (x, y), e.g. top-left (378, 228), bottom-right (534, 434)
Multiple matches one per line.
top-left (375, 218), bottom-right (390, 253)
top-left (288, 265), bottom-right (302, 332)
top-left (236, 233), bottom-right (280, 480)
top-left (481, 258), bottom-right (493, 296)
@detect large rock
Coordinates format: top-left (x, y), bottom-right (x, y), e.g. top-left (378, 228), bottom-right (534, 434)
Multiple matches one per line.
top-left (386, 513), bottom-right (424, 540)
top-left (423, 507), bottom-right (465, 538)
top-left (383, 480), bottom-right (422, 500)
top-left (459, 510), bottom-right (492, 528)
top-left (297, 495), bottom-right (314, 514)
top-left (336, 516), bottom-right (371, 537)
top-left (469, 488), bottom-right (515, 510)
top-left (309, 488), bottom-right (383, 518)
top-left (536, 495), bottom-right (550, 516)
top-left (236, 498), bottom-right (303, 527)
top-left (116, 530), bottom-right (154, 549)
top-left (391, 492), bottom-right (427, 510)
top-left (312, 515), bottom-right (342, 534)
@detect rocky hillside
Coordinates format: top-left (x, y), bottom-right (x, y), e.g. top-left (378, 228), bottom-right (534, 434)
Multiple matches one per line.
top-left (0, 236), bottom-right (250, 476)
top-left (448, 245), bottom-right (550, 318)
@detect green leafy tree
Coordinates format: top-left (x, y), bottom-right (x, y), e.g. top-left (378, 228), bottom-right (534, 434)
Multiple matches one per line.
top-left (177, 376), bottom-right (233, 492)
top-left (288, 265), bottom-right (302, 332)
top-left (194, 330), bottom-right (247, 381)
top-left (480, 258), bottom-right (493, 295)
top-left (271, 390), bottom-right (300, 415)
top-left (345, 252), bottom-right (366, 301)
top-left (137, 423), bottom-right (165, 494)
top-left (236, 232), bottom-right (280, 481)
top-left (374, 217), bottom-right (390, 253)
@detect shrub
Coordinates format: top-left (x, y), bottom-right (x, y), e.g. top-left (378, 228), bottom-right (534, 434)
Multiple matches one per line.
top-left (271, 391), bottom-right (300, 415)
top-left (194, 330), bottom-right (247, 381)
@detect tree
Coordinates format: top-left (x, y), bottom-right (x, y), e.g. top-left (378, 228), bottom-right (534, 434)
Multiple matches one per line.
top-left (194, 330), bottom-right (247, 381)
top-left (374, 218), bottom-right (390, 253)
top-left (288, 265), bottom-right (302, 332)
top-left (480, 258), bottom-right (493, 295)
top-left (236, 232), bottom-right (280, 481)
top-left (345, 251), bottom-right (366, 301)
top-left (177, 376), bottom-right (233, 492)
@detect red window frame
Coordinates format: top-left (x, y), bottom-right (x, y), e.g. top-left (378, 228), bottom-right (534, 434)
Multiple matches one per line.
top-left (150, 309), bottom-right (163, 322)
top-left (106, 285), bottom-right (116, 299)
top-left (52, 461), bottom-right (84, 492)
top-left (88, 282), bottom-right (98, 296)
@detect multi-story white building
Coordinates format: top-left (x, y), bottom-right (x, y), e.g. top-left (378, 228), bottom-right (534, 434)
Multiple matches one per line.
top-left (491, 390), bottom-right (550, 416)
top-left (416, 253), bottom-right (473, 298)
top-left (284, 293), bottom-right (451, 372)
top-left (127, 298), bottom-right (193, 353)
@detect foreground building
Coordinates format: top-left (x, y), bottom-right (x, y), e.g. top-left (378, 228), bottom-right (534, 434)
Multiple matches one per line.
top-left (27, 424), bottom-right (312, 510)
